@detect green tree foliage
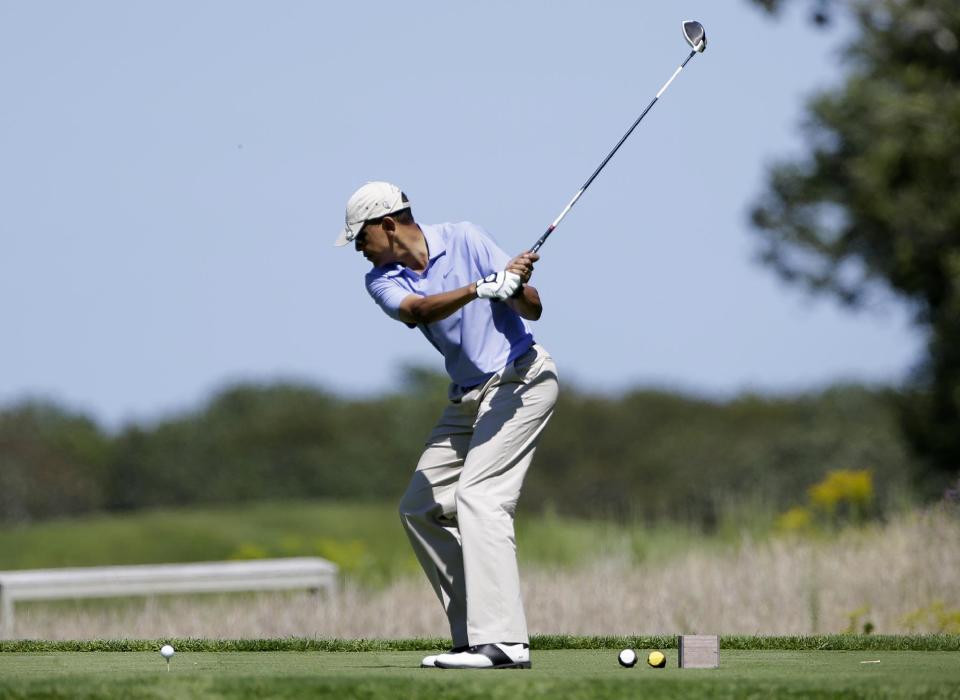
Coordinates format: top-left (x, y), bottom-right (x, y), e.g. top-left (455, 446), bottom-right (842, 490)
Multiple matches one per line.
top-left (105, 369), bottom-right (447, 511)
top-left (752, 0), bottom-right (834, 26)
top-left (528, 384), bottom-right (916, 524)
top-left (0, 379), bottom-right (921, 526)
top-left (748, 0), bottom-right (960, 484)
top-left (0, 402), bottom-right (112, 522)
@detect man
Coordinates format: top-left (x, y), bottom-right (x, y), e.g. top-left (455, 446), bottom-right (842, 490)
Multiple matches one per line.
top-left (334, 181), bottom-right (559, 669)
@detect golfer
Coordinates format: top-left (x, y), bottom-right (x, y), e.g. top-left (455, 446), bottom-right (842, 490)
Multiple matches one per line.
top-left (335, 181), bottom-right (558, 669)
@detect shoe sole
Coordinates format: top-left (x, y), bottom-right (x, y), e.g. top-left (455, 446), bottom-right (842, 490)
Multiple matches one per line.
top-left (435, 661), bottom-right (531, 670)
top-left (421, 646), bottom-right (471, 668)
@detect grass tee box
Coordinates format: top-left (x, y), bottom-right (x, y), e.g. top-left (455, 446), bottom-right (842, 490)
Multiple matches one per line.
top-left (0, 558), bottom-right (337, 639)
top-left (1, 646), bottom-right (959, 700)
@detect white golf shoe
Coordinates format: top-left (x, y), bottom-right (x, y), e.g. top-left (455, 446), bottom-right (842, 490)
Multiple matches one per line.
top-left (434, 642), bottom-right (531, 669)
top-left (421, 645), bottom-right (468, 668)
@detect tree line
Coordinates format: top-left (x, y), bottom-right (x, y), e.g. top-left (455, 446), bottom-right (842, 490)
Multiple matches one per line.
top-left (0, 373), bottom-right (925, 526)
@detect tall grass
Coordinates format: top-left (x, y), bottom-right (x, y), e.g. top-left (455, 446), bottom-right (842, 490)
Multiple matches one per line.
top-left (8, 507), bottom-right (958, 640)
top-left (523, 507), bottom-right (960, 636)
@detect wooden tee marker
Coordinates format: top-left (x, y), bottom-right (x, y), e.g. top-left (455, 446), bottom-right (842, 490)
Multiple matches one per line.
top-left (678, 635), bottom-right (719, 668)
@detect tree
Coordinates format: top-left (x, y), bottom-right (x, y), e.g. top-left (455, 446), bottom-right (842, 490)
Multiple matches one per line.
top-left (0, 402), bottom-right (111, 522)
top-left (748, 0), bottom-right (960, 487)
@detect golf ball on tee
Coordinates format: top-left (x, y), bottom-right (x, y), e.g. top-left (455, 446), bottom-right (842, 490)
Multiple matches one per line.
top-left (618, 648), bottom-right (638, 667)
top-left (160, 645), bottom-right (175, 660)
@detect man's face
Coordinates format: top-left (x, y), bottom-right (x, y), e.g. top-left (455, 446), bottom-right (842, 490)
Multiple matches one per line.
top-left (354, 221), bottom-right (391, 266)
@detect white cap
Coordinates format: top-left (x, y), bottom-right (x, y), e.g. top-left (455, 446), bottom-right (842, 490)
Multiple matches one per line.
top-left (334, 181), bottom-right (411, 247)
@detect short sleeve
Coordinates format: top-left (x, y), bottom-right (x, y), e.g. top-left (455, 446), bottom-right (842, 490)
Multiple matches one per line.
top-left (366, 273), bottom-right (418, 325)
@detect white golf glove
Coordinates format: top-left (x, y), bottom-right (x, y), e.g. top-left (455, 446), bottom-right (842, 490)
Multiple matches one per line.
top-left (475, 270), bottom-right (522, 301)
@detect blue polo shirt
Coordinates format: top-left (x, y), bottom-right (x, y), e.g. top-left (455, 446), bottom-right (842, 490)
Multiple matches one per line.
top-left (366, 222), bottom-right (535, 388)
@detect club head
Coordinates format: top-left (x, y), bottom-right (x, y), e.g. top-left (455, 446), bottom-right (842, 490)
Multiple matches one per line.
top-left (682, 20), bottom-right (707, 53)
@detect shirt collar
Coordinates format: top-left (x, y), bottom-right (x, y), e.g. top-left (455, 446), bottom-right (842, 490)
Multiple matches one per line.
top-left (421, 224), bottom-right (447, 262)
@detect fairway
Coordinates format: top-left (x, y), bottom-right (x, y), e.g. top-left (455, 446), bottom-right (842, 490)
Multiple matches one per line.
top-left (2, 649), bottom-right (959, 699)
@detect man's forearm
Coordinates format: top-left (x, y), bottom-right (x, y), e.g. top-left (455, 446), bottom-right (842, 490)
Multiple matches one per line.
top-left (506, 285), bottom-right (542, 320)
top-left (400, 284), bottom-right (478, 325)
top-left (400, 279), bottom-right (541, 325)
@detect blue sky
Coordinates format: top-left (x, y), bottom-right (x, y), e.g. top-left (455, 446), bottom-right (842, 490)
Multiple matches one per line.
top-left (0, 1), bottom-right (921, 428)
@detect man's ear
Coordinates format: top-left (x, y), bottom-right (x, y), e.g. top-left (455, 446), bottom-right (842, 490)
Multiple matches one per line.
top-left (381, 216), bottom-right (397, 236)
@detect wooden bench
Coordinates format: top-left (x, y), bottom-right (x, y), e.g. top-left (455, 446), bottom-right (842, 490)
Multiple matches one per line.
top-left (0, 557), bottom-right (338, 639)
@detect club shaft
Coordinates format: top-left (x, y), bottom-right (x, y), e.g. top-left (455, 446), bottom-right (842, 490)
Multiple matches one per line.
top-left (530, 49), bottom-right (698, 253)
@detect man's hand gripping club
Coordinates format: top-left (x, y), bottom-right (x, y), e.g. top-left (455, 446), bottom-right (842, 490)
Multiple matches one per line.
top-left (475, 252), bottom-right (539, 301)
top-left (475, 271), bottom-right (523, 300)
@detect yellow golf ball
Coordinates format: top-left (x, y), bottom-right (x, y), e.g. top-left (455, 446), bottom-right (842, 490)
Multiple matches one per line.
top-left (647, 650), bottom-right (666, 668)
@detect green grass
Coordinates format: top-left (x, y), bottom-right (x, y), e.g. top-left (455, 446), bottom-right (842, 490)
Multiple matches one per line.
top-left (1, 649), bottom-right (958, 699)
top-left (0, 500), bottom-right (711, 584)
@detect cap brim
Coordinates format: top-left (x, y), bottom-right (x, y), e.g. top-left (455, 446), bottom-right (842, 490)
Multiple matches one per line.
top-left (334, 220), bottom-right (363, 247)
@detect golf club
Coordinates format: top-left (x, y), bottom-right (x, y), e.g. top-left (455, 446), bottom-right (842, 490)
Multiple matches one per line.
top-left (529, 20), bottom-right (707, 253)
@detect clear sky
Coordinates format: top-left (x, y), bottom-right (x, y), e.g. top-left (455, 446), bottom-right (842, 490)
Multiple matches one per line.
top-left (0, 1), bottom-right (922, 428)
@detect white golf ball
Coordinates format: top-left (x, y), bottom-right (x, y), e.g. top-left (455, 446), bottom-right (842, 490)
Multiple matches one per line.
top-left (618, 648), bottom-right (638, 667)
top-left (160, 644), bottom-right (175, 659)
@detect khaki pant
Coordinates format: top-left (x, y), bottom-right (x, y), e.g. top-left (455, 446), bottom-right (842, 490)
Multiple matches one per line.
top-left (398, 344), bottom-right (559, 646)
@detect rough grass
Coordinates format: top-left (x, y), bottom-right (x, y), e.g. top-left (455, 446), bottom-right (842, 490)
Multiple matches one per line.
top-left (5, 508), bottom-right (958, 640)
top-left (521, 507), bottom-right (960, 637)
top-left (2, 634), bottom-right (959, 653)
